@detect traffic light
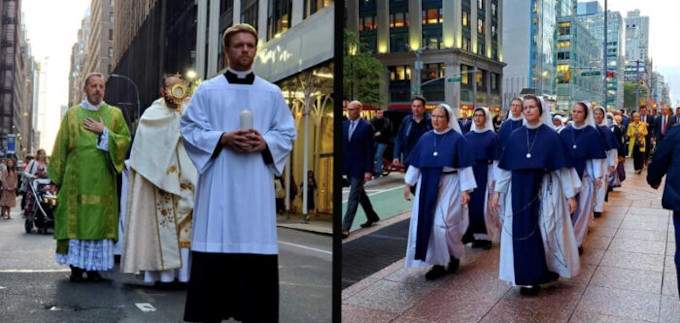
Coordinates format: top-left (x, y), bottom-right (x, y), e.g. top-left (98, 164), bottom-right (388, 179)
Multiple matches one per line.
top-left (606, 71), bottom-right (614, 79)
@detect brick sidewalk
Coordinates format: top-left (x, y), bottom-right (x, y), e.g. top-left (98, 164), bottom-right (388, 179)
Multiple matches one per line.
top-left (342, 160), bottom-right (679, 322)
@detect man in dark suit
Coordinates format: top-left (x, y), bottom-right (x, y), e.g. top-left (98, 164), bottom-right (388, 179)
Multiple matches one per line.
top-left (640, 106), bottom-right (655, 162)
top-left (459, 111), bottom-right (472, 134)
top-left (654, 106), bottom-right (677, 142)
top-left (675, 107), bottom-right (680, 124)
top-left (646, 123), bottom-right (680, 300)
top-left (342, 100), bottom-right (380, 238)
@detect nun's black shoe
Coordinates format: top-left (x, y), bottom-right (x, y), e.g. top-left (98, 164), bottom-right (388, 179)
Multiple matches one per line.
top-left (425, 265), bottom-right (447, 280)
top-left (519, 285), bottom-right (540, 295)
top-left (447, 256), bottom-right (460, 274)
top-left (578, 246), bottom-right (584, 255)
top-left (85, 271), bottom-right (103, 282)
top-left (69, 265), bottom-right (84, 282)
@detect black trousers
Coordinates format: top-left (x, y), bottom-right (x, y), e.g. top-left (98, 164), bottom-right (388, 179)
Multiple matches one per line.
top-left (674, 211), bottom-right (680, 300)
top-left (632, 147), bottom-right (644, 171)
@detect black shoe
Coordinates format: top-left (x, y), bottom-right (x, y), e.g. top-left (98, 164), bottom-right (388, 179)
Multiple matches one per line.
top-left (85, 271), bottom-right (103, 282)
top-left (69, 265), bottom-right (84, 282)
top-left (471, 240), bottom-right (493, 250)
top-left (341, 230), bottom-right (349, 239)
top-left (578, 246), bottom-right (584, 255)
top-left (593, 212), bottom-right (602, 219)
top-left (447, 256), bottom-right (460, 274)
top-left (520, 285), bottom-right (540, 295)
top-left (425, 265), bottom-right (447, 280)
top-left (359, 218), bottom-right (379, 228)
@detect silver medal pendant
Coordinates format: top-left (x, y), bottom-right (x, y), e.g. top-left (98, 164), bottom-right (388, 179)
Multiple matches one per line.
top-left (573, 144), bottom-right (577, 149)
top-left (433, 151), bottom-right (438, 156)
top-left (526, 153), bottom-right (532, 158)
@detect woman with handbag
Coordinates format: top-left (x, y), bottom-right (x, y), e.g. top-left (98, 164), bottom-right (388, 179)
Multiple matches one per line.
top-left (1, 159), bottom-right (18, 219)
top-left (627, 112), bottom-right (648, 174)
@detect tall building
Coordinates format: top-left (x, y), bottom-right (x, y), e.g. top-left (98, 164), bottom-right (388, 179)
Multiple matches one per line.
top-left (106, 0), bottom-right (196, 120)
top-left (348, 0), bottom-right (505, 115)
top-left (576, 1), bottom-right (601, 15)
top-left (196, 0), bottom-right (334, 215)
top-left (577, 6), bottom-right (625, 110)
top-left (0, 0), bottom-right (36, 158)
top-left (68, 12), bottom-right (91, 107)
top-left (624, 10), bottom-right (650, 83)
top-left (84, 0), bottom-right (114, 76)
top-left (503, 0), bottom-right (558, 105)
top-left (554, 16), bottom-right (602, 111)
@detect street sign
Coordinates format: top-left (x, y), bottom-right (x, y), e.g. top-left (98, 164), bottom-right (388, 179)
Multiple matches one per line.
top-left (447, 77), bottom-right (462, 83)
top-left (414, 61), bottom-right (423, 70)
top-left (412, 85), bottom-right (419, 95)
top-left (581, 71), bottom-right (601, 77)
top-left (6, 134), bottom-right (15, 154)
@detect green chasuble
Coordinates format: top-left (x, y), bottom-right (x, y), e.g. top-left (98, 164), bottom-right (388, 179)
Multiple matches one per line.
top-left (48, 104), bottom-right (131, 254)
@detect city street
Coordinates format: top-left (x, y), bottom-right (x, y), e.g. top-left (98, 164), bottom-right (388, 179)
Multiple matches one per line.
top-left (0, 203), bottom-right (332, 323)
top-left (343, 159), bottom-right (680, 322)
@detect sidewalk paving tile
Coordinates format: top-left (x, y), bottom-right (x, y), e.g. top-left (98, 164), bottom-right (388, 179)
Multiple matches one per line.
top-left (607, 238), bottom-right (667, 255)
top-left (581, 248), bottom-right (606, 266)
top-left (572, 286), bottom-right (660, 322)
top-left (567, 264), bottom-right (597, 286)
top-left (600, 250), bottom-right (665, 272)
top-left (479, 282), bottom-right (584, 323)
top-left (588, 226), bottom-right (618, 239)
top-left (583, 235), bottom-right (613, 250)
top-left (343, 279), bottom-right (436, 314)
top-left (659, 295), bottom-right (680, 323)
top-left (614, 228), bottom-right (668, 242)
top-left (341, 304), bottom-right (398, 323)
top-left (589, 265), bottom-right (663, 294)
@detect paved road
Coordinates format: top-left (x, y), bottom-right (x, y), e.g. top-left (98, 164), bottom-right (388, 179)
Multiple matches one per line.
top-left (341, 173), bottom-right (412, 231)
top-left (0, 202), bottom-right (332, 323)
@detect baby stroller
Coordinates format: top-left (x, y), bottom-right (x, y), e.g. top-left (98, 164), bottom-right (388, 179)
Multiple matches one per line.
top-left (25, 178), bottom-right (57, 234)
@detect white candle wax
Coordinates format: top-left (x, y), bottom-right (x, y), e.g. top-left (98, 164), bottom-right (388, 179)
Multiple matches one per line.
top-left (240, 109), bottom-right (253, 129)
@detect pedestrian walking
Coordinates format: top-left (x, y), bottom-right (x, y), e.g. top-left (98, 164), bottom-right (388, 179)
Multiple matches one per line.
top-left (1, 159), bottom-right (18, 219)
top-left (342, 100), bottom-right (380, 238)
top-left (180, 23), bottom-right (296, 323)
top-left (639, 106), bottom-right (654, 163)
top-left (647, 122), bottom-right (680, 300)
top-left (48, 72), bottom-right (131, 282)
top-left (22, 149), bottom-right (48, 219)
top-left (122, 74), bottom-right (198, 284)
top-left (370, 109), bottom-right (391, 177)
top-left (653, 106), bottom-right (676, 142)
top-left (627, 112), bottom-right (648, 174)
top-left (559, 101), bottom-right (607, 253)
top-left (463, 107), bottom-right (502, 249)
top-left (301, 170), bottom-right (317, 215)
top-left (593, 106), bottom-right (619, 216)
top-left (492, 111), bottom-right (503, 132)
top-left (403, 103), bottom-right (476, 280)
top-left (392, 96), bottom-right (432, 171)
top-left (491, 95), bottom-right (581, 295)
top-left (18, 154), bottom-right (34, 213)
top-left (498, 97), bottom-right (524, 148)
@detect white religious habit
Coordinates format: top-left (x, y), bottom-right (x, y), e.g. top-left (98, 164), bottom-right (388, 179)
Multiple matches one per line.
top-left (121, 98), bottom-right (198, 283)
top-left (180, 72), bottom-right (296, 255)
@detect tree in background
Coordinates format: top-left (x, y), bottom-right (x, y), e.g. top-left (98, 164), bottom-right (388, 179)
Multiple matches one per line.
top-left (343, 30), bottom-right (385, 106)
top-left (623, 81), bottom-right (649, 109)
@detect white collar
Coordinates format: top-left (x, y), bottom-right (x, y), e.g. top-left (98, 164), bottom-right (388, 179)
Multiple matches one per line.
top-left (81, 99), bottom-right (104, 111)
top-left (434, 128), bottom-right (452, 135)
top-left (227, 68), bottom-right (253, 79)
top-left (472, 126), bottom-right (490, 133)
top-left (526, 122), bottom-right (541, 129)
top-left (509, 114), bottom-right (523, 121)
top-left (572, 122), bottom-right (587, 130)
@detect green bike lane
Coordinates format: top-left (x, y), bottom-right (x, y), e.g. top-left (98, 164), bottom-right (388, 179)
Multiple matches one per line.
top-left (341, 176), bottom-right (413, 232)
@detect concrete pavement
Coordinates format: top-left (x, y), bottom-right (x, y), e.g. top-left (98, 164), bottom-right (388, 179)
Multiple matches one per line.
top-left (342, 159), bottom-right (680, 322)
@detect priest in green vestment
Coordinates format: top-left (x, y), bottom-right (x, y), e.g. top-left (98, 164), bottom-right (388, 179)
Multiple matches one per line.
top-left (48, 72), bottom-right (131, 282)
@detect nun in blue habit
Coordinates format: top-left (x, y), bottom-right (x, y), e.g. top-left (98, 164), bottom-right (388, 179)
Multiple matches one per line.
top-left (463, 107), bottom-right (502, 249)
top-left (593, 105), bottom-right (619, 217)
top-left (559, 101), bottom-right (607, 251)
top-left (498, 97), bottom-right (525, 148)
top-left (403, 104), bottom-right (477, 280)
top-left (491, 95), bottom-right (582, 294)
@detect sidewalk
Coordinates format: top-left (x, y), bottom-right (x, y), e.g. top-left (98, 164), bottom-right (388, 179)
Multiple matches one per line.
top-left (277, 212), bottom-right (333, 235)
top-left (342, 159), bottom-right (679, 322)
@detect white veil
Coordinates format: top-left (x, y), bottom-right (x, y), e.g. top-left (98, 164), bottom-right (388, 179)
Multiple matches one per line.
top-left (472, 106), bottom-right (494, 132)
top-left (593, 105), bottom-right (607, 126)
top-left (522, 96), bottom-right (555, 129)
top-left (579, 101), bottom-right (597, 129)
top-left (438, 103), bottom-right (463, 134)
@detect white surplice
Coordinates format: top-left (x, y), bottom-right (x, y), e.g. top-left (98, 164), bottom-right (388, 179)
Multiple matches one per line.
top-left (122, 98), bottom-right (198, 282)
top-left (181, 75), bottom-right (296, 255)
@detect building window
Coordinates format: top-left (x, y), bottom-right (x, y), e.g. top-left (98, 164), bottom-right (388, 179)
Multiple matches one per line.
top-left (389, 11), bottom-right (408, 28)
top-left (462, 12), bottom-right (468, 27)
top-left (267, 0), bottom-right (292, 40)
top-left (478, 0), bottom-right (483, 10)
top-left (491, 3), bottom-right (496, 16)
top-left (304, 0), bottom-right (332, 19)
top-left (389, 65), bottom-right (411, 81)
top-left (108, 47), bottom-right (113, 58)
top-left (359, 15), bottom-right (377, 31)
top-left (478, 19), bottom-right (484, 34)
top-left (221, 0), bottom-right (233, 12)
top-left (462, 35), bottom-right (471, 51)
top-left (389, 32), bottom-right (408, 52)
top-left (476, 69), bottom-right (486, 91)
top-left (558, 22), bottom-right (570, 36)
top-left (241, 0), bottom-right (258, 32)
top-left (109, 29), bottom-right (113, 41)
top-left (557, 51), bottom-right (570, 60)
top-left (557, 41), bottom-right (570, 48)
top-left (422, 8), bottom-right (443, 25)
top-left (461, 65), bottom-right (470, 85)
top-left (422, 63), bottom-right (445, 81)
top-left (110, 0), bottom-right (114, 6)
top-left (490, 72), bottom-right (498, 91)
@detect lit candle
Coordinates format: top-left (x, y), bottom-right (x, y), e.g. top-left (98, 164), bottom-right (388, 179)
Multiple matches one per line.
top-left (240, 109), bottom-right (253, 130)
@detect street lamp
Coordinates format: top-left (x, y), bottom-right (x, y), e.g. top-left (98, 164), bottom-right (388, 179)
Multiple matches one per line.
top-left (109, 73), bottom-right (141, 122)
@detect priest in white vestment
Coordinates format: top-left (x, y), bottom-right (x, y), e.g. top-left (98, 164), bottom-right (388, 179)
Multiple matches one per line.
top-left (180, 24), bottom-right (296, 323)
top-left (121, 75), bottom-right (198, 283)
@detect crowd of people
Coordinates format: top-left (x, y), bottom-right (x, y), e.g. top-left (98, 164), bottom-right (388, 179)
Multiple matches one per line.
top-left (343, 94), bottom-right (680, 298)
